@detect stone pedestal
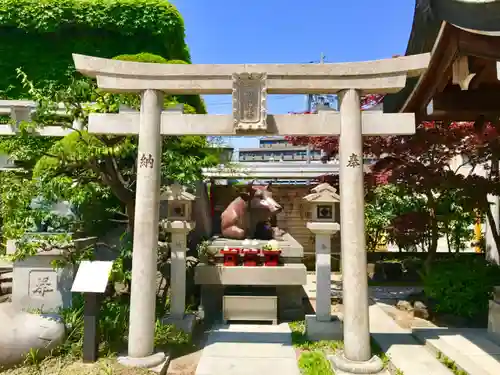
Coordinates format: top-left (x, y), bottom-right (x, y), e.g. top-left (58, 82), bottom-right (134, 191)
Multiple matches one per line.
top-left (276, 285), bottom-right (305, 321)
top-left (117, 352), bottom-right (169, 374)
top-left (305, 223), bottom-right (341, 341)
top-left (328, 353), bottom-right (386, 375)
top-left (7, 239), bottom-right (73, 313)
top-left (159, 183), bottom-right (196, 335)
top-left (305, 314), bottom-right (342, 341)
top-left (488, 286), bottom-right (500, 344)
top-left (162, 221), bottom-right (196, 334)
top-left (196, 233), bottom-right (306, 324)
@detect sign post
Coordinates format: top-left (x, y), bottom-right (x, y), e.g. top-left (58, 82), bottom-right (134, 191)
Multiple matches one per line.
top-left (71, 260), bottom-right (114, 363)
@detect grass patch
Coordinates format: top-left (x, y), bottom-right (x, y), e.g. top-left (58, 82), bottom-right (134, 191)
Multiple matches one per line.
top-left (289, 321), bottom-right (338, 374)
top-left (437, 351), bottom-right (469, 375)
top-left (2, 357), bottom-right (154, 375)
top-left (289, 321), bottom-right (407, 374)
top-left (371, 337), bottom-right (407, 374)
top-left (298, 351), bottom-right (333, 375)
top-left (1, 294), bottom-right (195, 374)
top-left (289, 321), bottom-right (343, 353)
top-left (370, 337), bottom-right (390, 368)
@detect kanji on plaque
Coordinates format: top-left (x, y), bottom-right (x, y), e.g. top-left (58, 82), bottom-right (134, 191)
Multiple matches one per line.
top-left (139, 153), bottom-right (154, 169)
top-left (346, 153), bottom-right (361, 168)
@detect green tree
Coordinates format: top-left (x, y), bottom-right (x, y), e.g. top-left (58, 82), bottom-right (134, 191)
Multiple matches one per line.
top-left (0, 0), bottom-right (194, 105)
top-left (0, 54), bottom-right (221, 291)
top-left (365, 184), bottom-right (426, 252)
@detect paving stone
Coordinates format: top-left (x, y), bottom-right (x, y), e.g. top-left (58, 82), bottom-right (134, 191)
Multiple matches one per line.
top-left (196, 357), bottom-right (301, 375)
top-left (413, 327), bottom-right (500, 375)
top-left (195, 323), bottom-right (300, 375)
top-left (202, 342), bottom-right (296, 358)
top-left (370, 303), bottom-right (452, 375)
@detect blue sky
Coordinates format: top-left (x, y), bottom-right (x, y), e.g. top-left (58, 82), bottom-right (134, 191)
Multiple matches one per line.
top-left (171, 0), bottom-right (415, 149)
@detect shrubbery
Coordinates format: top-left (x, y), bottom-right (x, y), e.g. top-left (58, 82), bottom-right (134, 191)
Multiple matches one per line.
top-left (422, 258), bottom-right (500, 319)
top-left (56, 293), bottom-right (192, 358)
top-left (0, 0), bottom-right (190, 99)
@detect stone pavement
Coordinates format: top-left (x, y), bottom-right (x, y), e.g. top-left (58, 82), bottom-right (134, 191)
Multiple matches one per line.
top-left (195, 323), bottom-right (300, 375)
top-left (304, 273), bottom-right (423, 301)
top-left (370, 302), bottom-right (453, 375)
top-left (413, 327), bottom-right (500, 375)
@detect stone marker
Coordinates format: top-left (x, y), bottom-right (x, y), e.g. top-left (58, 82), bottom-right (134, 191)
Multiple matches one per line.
top-left (7, 239), bottom-right (73, 313)
top-left (160, 183), bottom-right (196, 333)
top-left (303, 183), bottom-right (342, 341)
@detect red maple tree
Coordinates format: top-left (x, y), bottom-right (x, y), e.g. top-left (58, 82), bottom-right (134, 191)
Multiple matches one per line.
top-left (287, 95), bottom-right (500, 268)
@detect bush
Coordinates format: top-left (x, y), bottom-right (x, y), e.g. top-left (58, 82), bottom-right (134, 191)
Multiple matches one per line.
top-left (0, 0), bottom-right (190, 98)
top-left (422, 258), bottom-right (500, 319)
top-left (57, 293), bottom-right (191, 357)
top-left (113, 53), bottom-right (205, 113)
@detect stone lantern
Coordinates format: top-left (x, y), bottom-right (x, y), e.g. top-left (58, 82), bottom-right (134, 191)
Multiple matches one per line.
top-left (303, 183), bottom-right (341, 341)
top-left (160, 183), bottom-right (196, 333)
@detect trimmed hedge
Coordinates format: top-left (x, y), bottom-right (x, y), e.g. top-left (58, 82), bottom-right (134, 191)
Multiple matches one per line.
top-left (423, 258), bottom-right (500, 320)
top-left (0, 0), bottom-right (190, 99)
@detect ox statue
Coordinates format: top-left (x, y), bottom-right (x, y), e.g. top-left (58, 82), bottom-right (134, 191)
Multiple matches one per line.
top-left (220, 181), bottom-right (283, 240)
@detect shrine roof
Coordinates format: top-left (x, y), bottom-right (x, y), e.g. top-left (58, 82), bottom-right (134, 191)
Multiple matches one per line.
top-left (384, 0), bottom-right (500, 114)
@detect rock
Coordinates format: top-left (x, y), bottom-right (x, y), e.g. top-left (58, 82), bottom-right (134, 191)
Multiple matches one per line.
top-left (384, 262), bottom-right (404, 282)
top-left (413, 301), bottom-right (430, 319)
top-left (414, 301), bottom-right (427, 310)
top-left (402, 258), bottom-right (423, 282)
top-left (371, 261), bottom-right (404, 282)
top-left (371, 262), bottom-right (387, 282)
top-left (0, 303), bottom-right (66, 368)
top-left (396, 300), bottom-right (413, 312)
top-left (366, 263), bottom-right (376, 280)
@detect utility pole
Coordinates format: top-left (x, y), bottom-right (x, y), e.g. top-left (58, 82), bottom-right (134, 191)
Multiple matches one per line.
top-left (305, 53), bottom-right (325, 112)
top-left (304, 54), bottom-right (327, 164)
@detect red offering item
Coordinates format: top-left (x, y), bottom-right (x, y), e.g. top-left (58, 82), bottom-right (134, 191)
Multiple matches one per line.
top-left (242, 248), bottom-right (260, 267)
top-left (262, 249), bottom-right (281, 267)
top-left (220, 247), bottom-right (240, 266)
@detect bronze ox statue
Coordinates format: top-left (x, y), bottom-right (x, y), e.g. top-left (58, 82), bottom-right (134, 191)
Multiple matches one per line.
top-left (220, 181), bottom-right (284, 240)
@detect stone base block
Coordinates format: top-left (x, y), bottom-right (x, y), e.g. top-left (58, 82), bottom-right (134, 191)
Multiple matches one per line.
top-left (305, 314), bottom-right (342, 341)
top-left (117, 352), bottom-right (170, 374)
top-left (162, 313), bottom-right (197, 335)
top-left (488, 300), bottom-right (500, 345)
top-left (328, 353), bottom-right (387, 374)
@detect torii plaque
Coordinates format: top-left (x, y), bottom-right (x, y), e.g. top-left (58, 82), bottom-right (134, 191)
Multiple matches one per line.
top-left (232, 72), bottom-right (267, 132)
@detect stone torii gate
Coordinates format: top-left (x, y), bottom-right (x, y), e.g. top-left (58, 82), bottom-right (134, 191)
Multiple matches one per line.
top-left (73, 53), bottom-right (429, 374)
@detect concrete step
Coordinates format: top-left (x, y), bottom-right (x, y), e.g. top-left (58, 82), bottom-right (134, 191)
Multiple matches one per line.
top-left (370, 303), bottom-right (453, 375)
top-left (0, 283), bottom-right (12, 295)
top-left (0, 260), bottom-right (13, 269)
top-left (412, 327), bottom-right (500, 375)
top-left (0, 271), bottom-right (12, 279)
top-left (0, 270), bottom-right (12, 296)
